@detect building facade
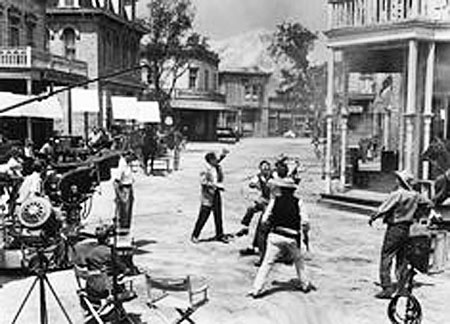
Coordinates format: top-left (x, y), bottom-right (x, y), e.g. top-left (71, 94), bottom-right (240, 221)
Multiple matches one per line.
top-left (170, 47), bottom-right (230, 141)
top-left (325, 0), bottom-right (450, 193)
top-left (46, 0), bottom-right (146, 136)
top-left (219, 68), bottom-right (270, 137)
top-left (0, 0), bottom-right (88, 145)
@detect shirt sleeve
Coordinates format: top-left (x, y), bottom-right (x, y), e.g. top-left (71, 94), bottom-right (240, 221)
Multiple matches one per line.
top-left (374, 191), bottom-right (401, 220)
top-left (261, 198), bottom-right (275, 223)
top-left (299, 199), bottom-right (309, 224)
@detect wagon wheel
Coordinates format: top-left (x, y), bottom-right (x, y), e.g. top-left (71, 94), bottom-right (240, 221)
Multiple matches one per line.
top-left (388, 294), bottom-right (422, 324)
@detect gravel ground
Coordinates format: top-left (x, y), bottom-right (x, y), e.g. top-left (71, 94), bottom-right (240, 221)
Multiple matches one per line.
top-left (0, 137), bottom-right (449, 324)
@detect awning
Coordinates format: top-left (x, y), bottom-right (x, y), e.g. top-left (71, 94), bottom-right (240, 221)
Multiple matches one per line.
top-left (111, 96), bottom-right (138, 120)
top-left (171, 99), bottom-right (232, 111)
top-left (135, 101), bottom-right (160, 123)
top-left (111, 96), bottom-right (160, 123)
top-left (69, 88), bottom-right (100, 113)
top-left (0, 92), bottom-right (63, 119)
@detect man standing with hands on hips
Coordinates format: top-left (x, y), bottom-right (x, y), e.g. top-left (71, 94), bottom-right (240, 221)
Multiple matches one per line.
top-left (191, 149), bottom-right (229, 244)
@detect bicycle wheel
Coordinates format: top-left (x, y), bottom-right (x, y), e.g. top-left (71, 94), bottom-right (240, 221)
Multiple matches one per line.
top-left (387, 294), bottom-right (422, 324)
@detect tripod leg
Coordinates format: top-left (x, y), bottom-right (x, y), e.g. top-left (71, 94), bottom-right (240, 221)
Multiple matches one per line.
top-left (43, 275), bottom-right (74, 324)
top-left (40, 275), bottom-right (48, 324)
top-left (11, 277), bottom-right (39, 324)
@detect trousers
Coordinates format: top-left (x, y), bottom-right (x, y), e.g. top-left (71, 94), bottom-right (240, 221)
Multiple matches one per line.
top-left (192, 191), bottom-right (223, 239)
top-left (379, 222), bottom-right (410, 288)
top-left (252, 233), bottom-right (309, 294)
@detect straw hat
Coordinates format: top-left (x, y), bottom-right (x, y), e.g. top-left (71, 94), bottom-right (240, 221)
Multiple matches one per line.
top-left (394, 169), bottom-right (415, 190)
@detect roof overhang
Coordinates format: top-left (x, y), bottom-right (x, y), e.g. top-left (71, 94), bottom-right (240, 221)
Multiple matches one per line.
top-left (325, 20), bottom-right (450, 49)
top-left (171, 99), bottom-right (233, 111)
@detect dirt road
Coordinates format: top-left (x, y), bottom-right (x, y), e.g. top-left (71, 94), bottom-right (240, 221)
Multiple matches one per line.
top-left (1, 137), bottom-right (449, 324)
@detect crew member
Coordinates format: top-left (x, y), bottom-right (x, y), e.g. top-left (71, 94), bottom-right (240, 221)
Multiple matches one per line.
top-left (113, 151), bottom-right (135, 236)
top-left (369, 169), bottom-right (433, 299)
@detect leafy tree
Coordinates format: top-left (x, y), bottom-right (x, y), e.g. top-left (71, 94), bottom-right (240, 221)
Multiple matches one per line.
top-left (140, 0), bottom-right (208, 121)
top-left (269, 21), bottom-right (321, 131)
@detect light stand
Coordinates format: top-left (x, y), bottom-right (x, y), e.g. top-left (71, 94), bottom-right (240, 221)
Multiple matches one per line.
top-left (11, 248), bottom-right (73, 324)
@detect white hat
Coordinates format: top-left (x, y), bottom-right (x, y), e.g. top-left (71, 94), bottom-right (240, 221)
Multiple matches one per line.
top-left (394, 169), bottom-right (414, 190)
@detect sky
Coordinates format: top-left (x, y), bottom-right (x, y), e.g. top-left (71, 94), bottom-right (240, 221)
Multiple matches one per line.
top-left (138, 0), bottom-right (327, 42)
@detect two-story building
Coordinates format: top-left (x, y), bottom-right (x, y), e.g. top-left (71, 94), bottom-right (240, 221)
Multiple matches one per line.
top-left (324, 0), bottom-right (450, 193)
top-left (170, 46), bottom-right (230, 141)
top-left (46, 0), bottom-right (146, 136)
top-left (0, 0), bottom-right (88, 145)
top-left (219, 67), bottom-right (271, 137)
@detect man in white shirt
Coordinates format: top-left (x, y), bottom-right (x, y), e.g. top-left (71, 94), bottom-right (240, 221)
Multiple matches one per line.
top-left (113, 152), bottom-right (135, 235)
top-left (17, 160), bottom-right (43, 204)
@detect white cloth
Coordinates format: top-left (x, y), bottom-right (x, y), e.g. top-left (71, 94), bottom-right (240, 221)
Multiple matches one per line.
top-left (113, 157), bottom-right (134, 185)
top-left (17, 172), bottom-right (42, 204)
top-left (0, 157), bottom-right (22, 175)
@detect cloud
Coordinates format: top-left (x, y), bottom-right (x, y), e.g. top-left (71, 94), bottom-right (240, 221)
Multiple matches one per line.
top-left (138, 0), bottom-right (326, 41)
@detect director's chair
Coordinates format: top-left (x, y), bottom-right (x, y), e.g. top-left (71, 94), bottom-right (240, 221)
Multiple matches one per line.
top-left (145, 273), bottom-right (209, 324)
top-left (74, 265), bottom-right (137, 324)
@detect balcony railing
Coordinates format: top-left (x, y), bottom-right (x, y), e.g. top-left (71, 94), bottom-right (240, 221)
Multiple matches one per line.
top-left (174, 88), bottom-right (225, 102)
top-left (328, 0), bottom-right (450, 29)
top-left (0, 46), bottom-right (87, 77)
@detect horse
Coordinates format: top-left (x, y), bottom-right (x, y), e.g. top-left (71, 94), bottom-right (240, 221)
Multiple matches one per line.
top-left (421, 137), bottom-right (450, 205)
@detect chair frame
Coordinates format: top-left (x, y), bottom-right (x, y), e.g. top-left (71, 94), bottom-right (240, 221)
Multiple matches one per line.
top-left (145, 273), bottom-right (208, 324)
top-left (74, 265), bottom-right (136, 324)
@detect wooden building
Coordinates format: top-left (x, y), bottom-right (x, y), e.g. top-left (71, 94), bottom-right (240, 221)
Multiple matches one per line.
top-left (219, 68), bottom-right (271, 137)
top-left (0, 0), bottom-right (88, 145)
top-left (46, 0), bottom-right (146, 136)
top-left (324, 0), bottom-right (450, 193)
top-left (169, 47), bottom-right (231, 141)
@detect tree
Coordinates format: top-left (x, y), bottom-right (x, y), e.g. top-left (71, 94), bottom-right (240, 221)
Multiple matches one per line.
top-left (140, 0), bottom-right (208, 121)
top-left (269, 21), bottom-right (320, 130)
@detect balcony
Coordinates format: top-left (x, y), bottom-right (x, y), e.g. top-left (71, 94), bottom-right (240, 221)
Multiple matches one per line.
top-left (174, 89), bottom-right (225, 102)
top-left (0, 46), bottom-right (88, 78)
top-left (328, 0), bottom-right (450, 30)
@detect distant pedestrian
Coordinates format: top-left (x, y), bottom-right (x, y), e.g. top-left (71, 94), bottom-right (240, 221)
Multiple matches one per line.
top-left (191, 150), bottom-right (229, 244)
top-left (369, 169), bottom-right (433, 299)
top-left (248, 176), bottom-right (315, 298)
top-left (113, 151), bottom-right (135, 236)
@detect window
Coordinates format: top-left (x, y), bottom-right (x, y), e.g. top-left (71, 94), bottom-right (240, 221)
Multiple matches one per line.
top-left (252, 84), bottom-right (260, 101)
top-left (8, 16), bottom-right (20, 47)
top-left (62, 28), bottom-right (76, 60)
top-left (189, 67), bottom-right (198, 89)
top-left (26, 23), bottom-right (35, 47)
top-left (204, 69), bottom-right (209, 90)
top-left (243, 79), bottom-right (251, 100)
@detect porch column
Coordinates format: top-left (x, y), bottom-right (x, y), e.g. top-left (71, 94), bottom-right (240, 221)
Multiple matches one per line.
top-left (404, 40), bottom-right (418, 173)
top-left (383, 110), bottom-right (390, 150)
top-left (422, 42), bottom-right (435, 180)
top-left (340, 106), bottom-right (349, 185)
top-left (325, 49), bottom-right (335, 193)
top-left (26, 78), bottom-right (33, 141)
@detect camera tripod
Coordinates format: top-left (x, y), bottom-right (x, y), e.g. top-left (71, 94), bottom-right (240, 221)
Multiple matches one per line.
top-left (11, 248), bottom-right (73, 324)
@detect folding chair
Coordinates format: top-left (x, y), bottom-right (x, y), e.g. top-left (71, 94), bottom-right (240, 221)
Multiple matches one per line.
top-left (145, 273), bottom-right (209, 324)
top-left (74, 265), bottom-right (137, 324)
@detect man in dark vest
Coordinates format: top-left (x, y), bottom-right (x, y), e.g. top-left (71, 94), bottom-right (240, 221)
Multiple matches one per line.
top-left (248, 175), bottom-right (315, 298)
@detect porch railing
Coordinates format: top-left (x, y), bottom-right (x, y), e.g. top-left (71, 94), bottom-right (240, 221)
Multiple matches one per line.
top-left (328, 0), bottom-right (449, 29)
top-left (0, 46), bottom-right (87, 77)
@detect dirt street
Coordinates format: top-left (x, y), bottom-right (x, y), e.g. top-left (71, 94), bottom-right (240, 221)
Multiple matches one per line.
top-left (0, 137), bottom-right (449, 324)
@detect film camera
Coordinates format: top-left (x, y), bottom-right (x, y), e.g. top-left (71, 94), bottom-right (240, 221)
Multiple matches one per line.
top-left (0, 150), bottom-right (122, 271)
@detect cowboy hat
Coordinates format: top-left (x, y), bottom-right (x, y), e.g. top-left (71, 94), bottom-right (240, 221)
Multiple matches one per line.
top-left (394, 169), bottom-right (415, 190)
top-left (270, 177), bottom-right (298, 190)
